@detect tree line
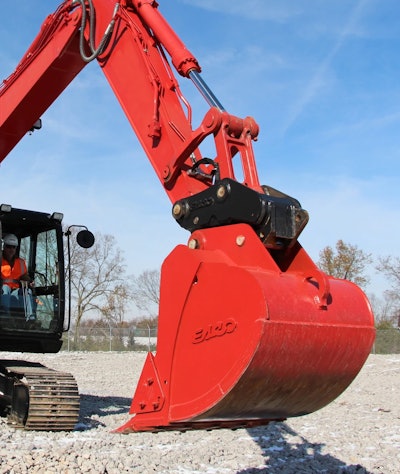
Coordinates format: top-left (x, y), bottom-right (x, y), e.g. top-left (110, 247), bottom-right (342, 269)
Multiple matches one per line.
top-left (66, 228), bottom-right (159, 345)
top-left (67, 229), bottom-right (400, 342)
top-left (317, 239), bottom-right (400, 329)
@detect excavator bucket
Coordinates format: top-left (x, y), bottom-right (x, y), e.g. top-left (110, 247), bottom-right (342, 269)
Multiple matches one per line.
top-left (117, 223), bottom-right (375, 432)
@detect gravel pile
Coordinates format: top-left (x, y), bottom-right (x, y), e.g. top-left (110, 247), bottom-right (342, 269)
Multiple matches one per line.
top-left (0, 351), bottom-right (399, 473)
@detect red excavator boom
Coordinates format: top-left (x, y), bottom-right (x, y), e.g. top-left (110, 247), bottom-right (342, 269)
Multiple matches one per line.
top-left (0, 0), bottom-right (375, 432)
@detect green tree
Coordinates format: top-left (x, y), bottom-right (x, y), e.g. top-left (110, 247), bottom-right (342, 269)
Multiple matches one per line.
top-left (317, 239), bottom-right (372, 289)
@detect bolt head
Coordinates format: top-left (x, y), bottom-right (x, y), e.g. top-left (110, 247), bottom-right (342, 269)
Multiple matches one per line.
top-left (236, 235), bottom-right (246, 246)
top-left (188, 239), bottom-right (198, 249)
top-left (173, 203), bottom-right (182, 216)
top-left (216, 185), bottom-right (226, 199)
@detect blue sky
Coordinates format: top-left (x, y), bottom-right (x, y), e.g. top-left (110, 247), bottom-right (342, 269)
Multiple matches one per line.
top-left (1, 0), bottom-right (399, 301)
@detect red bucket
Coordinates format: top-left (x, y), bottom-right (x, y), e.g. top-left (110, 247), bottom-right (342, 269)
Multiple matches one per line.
top-left (117, 224), bottom-right (375, 432)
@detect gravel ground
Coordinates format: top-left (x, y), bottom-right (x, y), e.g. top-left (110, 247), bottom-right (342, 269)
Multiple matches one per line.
top-left (0, 351), bottom-right (398, 473)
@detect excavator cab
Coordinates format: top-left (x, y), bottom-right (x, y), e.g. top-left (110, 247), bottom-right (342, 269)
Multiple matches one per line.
top-left (1, 204), bottom-right (72, 353)
top-left (0, 204), bottom-right (95, 430)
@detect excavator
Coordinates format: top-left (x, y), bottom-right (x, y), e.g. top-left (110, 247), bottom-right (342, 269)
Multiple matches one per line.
top-left (0, 0), bottom-right (375, 432)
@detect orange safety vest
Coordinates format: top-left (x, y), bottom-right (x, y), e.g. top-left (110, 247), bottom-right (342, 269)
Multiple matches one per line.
top-left (1, 257), bottom-right (27, 290)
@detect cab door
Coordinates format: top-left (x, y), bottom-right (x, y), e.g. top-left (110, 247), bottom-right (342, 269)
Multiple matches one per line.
top-left (20, 227), bottom-right (65, 333)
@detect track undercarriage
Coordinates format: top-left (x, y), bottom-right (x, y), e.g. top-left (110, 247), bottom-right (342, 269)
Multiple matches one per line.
top-left (0, 360), bottom-right (79, 431)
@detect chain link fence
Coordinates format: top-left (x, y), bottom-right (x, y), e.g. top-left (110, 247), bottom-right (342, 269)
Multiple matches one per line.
top-left (62, 327), bottom-right (157, 352)
top-left (372, 328), bottom-right (400, 354)
top-left (61, 328), bottom-right (400, 354)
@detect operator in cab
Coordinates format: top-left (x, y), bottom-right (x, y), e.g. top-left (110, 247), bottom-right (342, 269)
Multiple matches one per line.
top-left (1, 233), bottom-right (34, 319)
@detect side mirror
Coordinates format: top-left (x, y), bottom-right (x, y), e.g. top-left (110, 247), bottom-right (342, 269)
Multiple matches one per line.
top-left (76, 229), bottom-right (95, 249)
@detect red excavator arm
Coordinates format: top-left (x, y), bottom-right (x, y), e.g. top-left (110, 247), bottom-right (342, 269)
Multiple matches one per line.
top-left (0, 0), bottom-right (262, 203)
top-left (0, 0), bottom-right (375, 432)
